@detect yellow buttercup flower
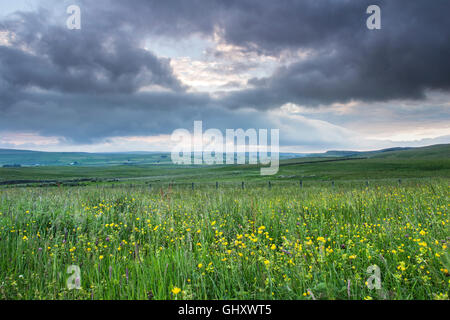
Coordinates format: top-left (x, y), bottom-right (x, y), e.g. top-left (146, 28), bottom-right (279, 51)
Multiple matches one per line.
top-left (172, 287), bottom-right (181, 295)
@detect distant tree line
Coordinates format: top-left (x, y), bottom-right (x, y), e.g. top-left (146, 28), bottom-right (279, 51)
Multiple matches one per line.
top-left (2, 164), bottom-right (21, 168)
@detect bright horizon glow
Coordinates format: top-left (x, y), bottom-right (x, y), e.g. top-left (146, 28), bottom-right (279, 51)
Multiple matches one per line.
top-left (0, 131), bottom-right (448, 154)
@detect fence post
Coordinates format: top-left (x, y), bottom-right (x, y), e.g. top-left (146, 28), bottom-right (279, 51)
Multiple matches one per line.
top-left (366, 180), bottom-right (369, 187)
top-left (398, 179), bottom-right (402, 185)
top-left (192, 182), bottom-right (194, 190)
top-left (299, 180), bottom-right (303, 188)
top-left (268, 181), bottom-right (271, 189)
top-left (242, 181), bottom-right (245, 190)
top-left (331, 181), bottom-right (335, 187)
top-left (216, 181), bottom-right (219, 189)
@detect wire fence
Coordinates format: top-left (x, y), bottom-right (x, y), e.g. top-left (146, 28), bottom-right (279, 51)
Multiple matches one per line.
top-left (0, 176), bottom-right (446, 191)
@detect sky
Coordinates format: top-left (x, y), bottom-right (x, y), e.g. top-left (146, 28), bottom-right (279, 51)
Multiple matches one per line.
top-left (0, 0), bottom-right (449, 153)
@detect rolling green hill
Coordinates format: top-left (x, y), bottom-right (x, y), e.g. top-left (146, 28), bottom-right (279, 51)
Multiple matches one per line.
top-left (0, 144), bottom-right (448, 185)
top-left (369, 143), bottom-right (450, 159)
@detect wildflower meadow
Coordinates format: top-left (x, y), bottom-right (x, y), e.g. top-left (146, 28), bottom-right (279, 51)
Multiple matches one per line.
top-left (0, 179), bottom-right (448, 300)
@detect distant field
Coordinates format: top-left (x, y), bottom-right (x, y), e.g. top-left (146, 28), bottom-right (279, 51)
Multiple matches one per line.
top-left (0, 149), bottom-right (303, 167)
top-left (0, 157), bottom-right (449, 186)
top-left (0, 145), bottom-right (449, 186)
top-left (0, 149), bottom-right (173, 167)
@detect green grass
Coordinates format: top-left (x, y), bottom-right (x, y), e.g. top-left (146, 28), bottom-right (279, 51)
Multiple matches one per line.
top-left (1, 144), bottom-right (448, 185)
top-left (0, 144), bottom-right (449, 300)
top-left (0, 156), bottom-right (448, 187)
top-left (0, 179), bottom-right (448, 300)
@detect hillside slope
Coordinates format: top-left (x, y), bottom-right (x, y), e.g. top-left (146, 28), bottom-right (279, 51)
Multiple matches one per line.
top-left (370, 144), bottom-right (450, 159)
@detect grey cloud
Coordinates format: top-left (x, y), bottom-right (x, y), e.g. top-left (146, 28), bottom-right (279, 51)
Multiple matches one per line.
top-left (0, 0), bottom-right (449, 145)
top-left (0, 86), bottom-right (359, 149)
top-left (0, 9), bottom-right (184, 95)
top-left (0, 90), bottom-right (212, 143)
top-left (78, 0), bottom-right (450, 108)
top-left (218, 0), bottom-right (450, 109)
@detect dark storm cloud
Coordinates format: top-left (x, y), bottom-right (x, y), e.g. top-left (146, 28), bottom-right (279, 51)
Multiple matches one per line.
top-left (216, 0), bottom-right (450, 108)
top-left (0, 9), bottom-right (184, 95)
top-left (77, 0), bottom-right (450, 104)
top-left (0, 89), bottom-right (213, 143)
top-left (0, 0), bottom-right (449, 143)
top-left (0, 87), bottom-right (362, 150)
